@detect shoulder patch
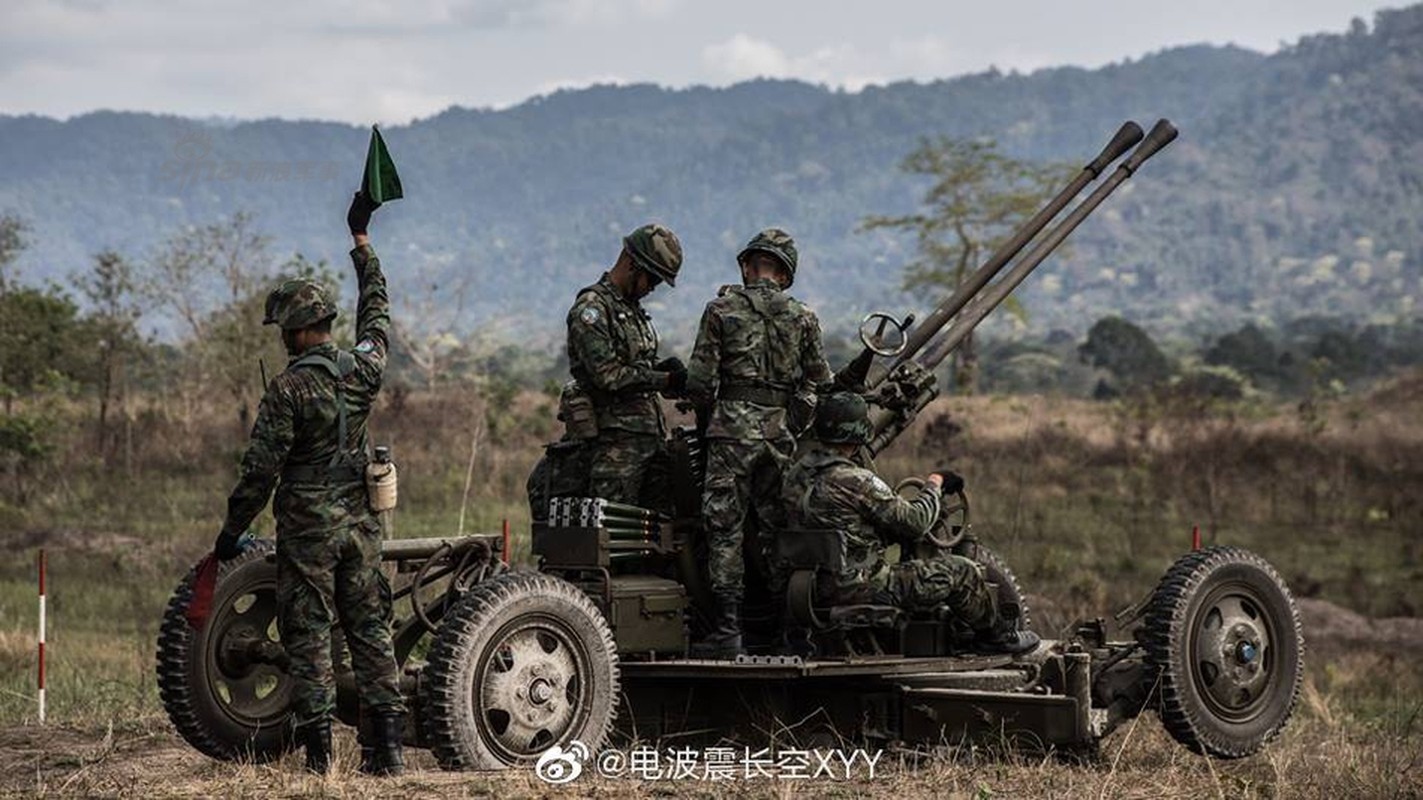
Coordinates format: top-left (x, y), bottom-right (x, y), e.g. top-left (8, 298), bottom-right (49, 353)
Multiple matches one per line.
top-left (579, 305), bottom-right (601, 326)
top-left (354, 340), bottom-right (376, 353)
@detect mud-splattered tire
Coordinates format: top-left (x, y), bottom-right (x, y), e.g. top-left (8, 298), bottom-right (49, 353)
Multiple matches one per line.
top-left (1144, 546), bottom-right (1304, 758)
top-left (420, 572), bottom-right (619, 770)
top-left (957, 541), bottom-right (1032, 631)
top-left (155, 541), bottom-right (295, 762)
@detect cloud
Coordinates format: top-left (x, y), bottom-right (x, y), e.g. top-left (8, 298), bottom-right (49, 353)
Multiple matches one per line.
top-left (701, 33), bottom-right (792, 81)
top-left (701, 34), bottom-right (865, 86)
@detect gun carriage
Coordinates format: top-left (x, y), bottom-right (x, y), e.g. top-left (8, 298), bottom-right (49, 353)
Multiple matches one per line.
top-left (157, 119), bottom-right (1305, 768)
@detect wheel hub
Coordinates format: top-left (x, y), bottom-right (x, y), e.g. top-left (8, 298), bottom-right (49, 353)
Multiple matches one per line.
top-left (1234, 639), bottom-right (1259, 665)
top-left (1194, 588), bottom-right (1275, 720)
top-left (203, 587), bottom-right (292, 725)
top-left (479, 623), bottom-right (584, 759)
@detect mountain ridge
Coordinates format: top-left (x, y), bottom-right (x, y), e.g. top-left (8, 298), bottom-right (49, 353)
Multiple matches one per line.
top-left (0, 7), bottom-right (1418, 345)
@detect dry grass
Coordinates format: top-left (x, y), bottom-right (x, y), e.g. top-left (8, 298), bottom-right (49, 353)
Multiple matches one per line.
top-left (0, 378), bottom-right (1420, 796)
top-left (1, 700), bottom-right (1419, 798)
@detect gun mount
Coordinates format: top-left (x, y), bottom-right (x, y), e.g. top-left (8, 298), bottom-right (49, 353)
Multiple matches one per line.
top-left (156, 117), bottom-right (1302, 773)
top-left (846, 119), bottom-right (1179, 455)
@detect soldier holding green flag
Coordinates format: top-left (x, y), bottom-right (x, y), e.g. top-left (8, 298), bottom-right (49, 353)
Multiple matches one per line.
top-left (212, 127), bottom-right (406, 776)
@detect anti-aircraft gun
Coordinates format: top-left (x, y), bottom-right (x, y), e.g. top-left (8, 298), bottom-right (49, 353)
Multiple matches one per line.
top-left (157, 120), bottom-right (1305, 773)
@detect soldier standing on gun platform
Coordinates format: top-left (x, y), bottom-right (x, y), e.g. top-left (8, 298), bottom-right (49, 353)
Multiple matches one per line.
top-left (687, 228), bottom-right (832, 658)
top-left (566, 223), bottom-right (687, 509)
top-left (211, 191), bottom-right (405, 776)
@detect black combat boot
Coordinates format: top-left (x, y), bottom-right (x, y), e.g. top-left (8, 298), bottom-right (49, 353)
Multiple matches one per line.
top-left (973, 600), bottom-right (1041, 655)
top-left (359, 712), bottom-right (405, 776)
top-left (301, 717), bottom-right (332, 775)
top-left (693, 596), bottom-right (743, 659)
top-left (356, 713), bottom-right (374, 775)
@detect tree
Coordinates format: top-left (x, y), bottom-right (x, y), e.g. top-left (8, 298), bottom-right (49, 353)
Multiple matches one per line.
top-left (862, 137), bottom-right (1069, 394)
top-left (1079, 315), bottom-right (1173, 394)
top-left (76, 250), bottom-right (145, 466)
top-left (0, 214), bottom-right (26, 292)
top-left (0, 282), bottom-right (84, 503)
top-left (1204, 323), bottom-right (1280, 388)
top-left (142, 212), bottom-right (283, 432)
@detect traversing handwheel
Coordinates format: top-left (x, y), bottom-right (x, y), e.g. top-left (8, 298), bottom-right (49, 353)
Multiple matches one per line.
top-left (894, 476), bottom-right (970, 551)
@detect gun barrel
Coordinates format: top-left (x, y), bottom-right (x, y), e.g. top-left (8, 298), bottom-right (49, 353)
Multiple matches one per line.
top-left (867, 120), bottom-right (1178, 453)
top-left (869, 121), bottom-right (1144, 389)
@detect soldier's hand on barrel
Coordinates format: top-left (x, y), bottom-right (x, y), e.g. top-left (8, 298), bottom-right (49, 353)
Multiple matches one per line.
top-left (930, 468), bottom-right (965, 495)
top-left (347, 190), bottom-right (379, 236)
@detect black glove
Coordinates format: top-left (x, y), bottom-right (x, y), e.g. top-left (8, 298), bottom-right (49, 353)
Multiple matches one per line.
top-left (931, 469), bottom-right (965, 495)
top-left (657, 357), bottom-right (688, 396)
top-left (347, 191), bottom-right (379, 236)
top-left (214, 529), bottom-right (254, 562)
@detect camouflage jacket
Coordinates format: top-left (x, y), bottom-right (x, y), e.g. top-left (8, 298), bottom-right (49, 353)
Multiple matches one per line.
top-left (566, 273), bottom-right (666, 436)
top-left (782, 447), bottom-right (941, 589)
top-left (220, 244), bottom-right (390, 539)
top-left (686, 279), bottom-right (832, 440)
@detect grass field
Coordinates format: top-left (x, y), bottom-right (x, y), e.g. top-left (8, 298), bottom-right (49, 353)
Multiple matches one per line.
top-left (0, 377), bottom-right (1420, 796)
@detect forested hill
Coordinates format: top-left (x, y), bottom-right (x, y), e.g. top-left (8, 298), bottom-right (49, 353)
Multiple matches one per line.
top-left (0, 6), bottom-right (1419, 344)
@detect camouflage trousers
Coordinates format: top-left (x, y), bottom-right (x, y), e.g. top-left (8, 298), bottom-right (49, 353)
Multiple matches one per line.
top-left (588, 430), bottom-right (669, 511)
top-left (276, 518), bottom-right (404, 725)
top-left (885, 555), bottom-right (994, 630)
top-left (704, 436), bottom-right (794, 600)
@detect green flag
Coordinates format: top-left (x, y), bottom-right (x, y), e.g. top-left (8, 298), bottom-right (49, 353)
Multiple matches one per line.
top-left (361, 126), bottom-right (403, 206)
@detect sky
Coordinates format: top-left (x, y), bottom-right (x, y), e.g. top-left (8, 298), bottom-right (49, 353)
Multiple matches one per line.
top-left (0, 0), bottom-right (1401, 125)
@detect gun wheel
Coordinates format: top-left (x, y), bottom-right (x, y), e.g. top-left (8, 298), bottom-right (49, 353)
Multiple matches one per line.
top-left (1144, 546), bottom-right (1304, 758)
top-left (155, 541), bottom-right (296, 762)
top-left (419, 572), bottom-right (619, 770)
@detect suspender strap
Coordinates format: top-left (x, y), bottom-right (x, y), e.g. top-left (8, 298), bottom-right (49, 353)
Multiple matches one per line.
top-left (283, 350), bottom-right (363, 484)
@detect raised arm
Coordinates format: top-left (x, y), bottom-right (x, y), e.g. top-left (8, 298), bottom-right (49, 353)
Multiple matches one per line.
top-left (347, 192), bottom-right (390, 371)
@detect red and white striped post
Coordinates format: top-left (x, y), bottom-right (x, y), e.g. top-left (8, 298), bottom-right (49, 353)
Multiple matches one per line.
top-left (37, 549), bottom-right (46, 725)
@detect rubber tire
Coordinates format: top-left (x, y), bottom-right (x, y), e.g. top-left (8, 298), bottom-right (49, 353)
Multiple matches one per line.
top-left (155, 541), bottom-right (295, 762)
top-left (419, 572), bottom-right (619, 770)
top-left (957, 541), bottom-right (1032, 631)
top-left (1143, 546), bottom-right (1304, 758)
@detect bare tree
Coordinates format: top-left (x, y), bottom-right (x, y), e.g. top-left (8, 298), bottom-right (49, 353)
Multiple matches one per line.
top-left (142, 212), bottom-right (283, 432)
top-left (863, 138), bottom-right (1069, 394)
top-left (76, 251), bottom-right (144, 467)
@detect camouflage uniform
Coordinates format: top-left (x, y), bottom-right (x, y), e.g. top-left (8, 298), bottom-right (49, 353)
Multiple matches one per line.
top-left (566, 273), bottom-right (671, 508)
top-left (219, 244), bottom-right (403, 726)
top-left (687, 239), bottom-right (832, 601)
top-left (781, 451), bottom-right (993, 626)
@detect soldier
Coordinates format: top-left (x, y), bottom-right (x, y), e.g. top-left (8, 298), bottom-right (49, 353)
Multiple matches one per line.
top-left (212, 192), bottom-right (405, 776)
top-left (686, 228), bottom-right (832, 658)
top-left (781, 393), bottom-right (1040, 655)
top-left (566, 223), bottom-right (686, 509)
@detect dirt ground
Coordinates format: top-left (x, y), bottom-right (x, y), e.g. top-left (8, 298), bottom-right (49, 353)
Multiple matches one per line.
top-left (3, 597), bottom-right (1420, 800)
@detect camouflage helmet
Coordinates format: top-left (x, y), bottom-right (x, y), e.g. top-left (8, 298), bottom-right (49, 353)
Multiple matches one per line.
top-left (815, 392), bottom-right (872, 445)
top-left (622, 223), bottom-right (683, 287)
top-left (737, 228), bottom-right (799, 287)
top-left (263, 279), bottom-right (337, 331)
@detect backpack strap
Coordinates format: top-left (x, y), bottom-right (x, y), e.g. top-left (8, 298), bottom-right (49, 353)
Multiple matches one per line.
top-left (290, 350), bottom-right (359, 469)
